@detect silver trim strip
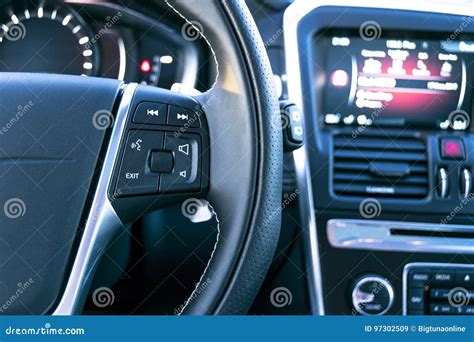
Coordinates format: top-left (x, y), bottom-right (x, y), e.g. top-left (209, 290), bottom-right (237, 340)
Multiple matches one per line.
top-left (117, 36), bottom-right (127, 82)
top-left (293, 148), bottom-right (325, 315)
top-left (403, 262), bottom-right (474, 315)
top-left (457, 60), bottom-right (467, 109)
top-left (283, 0), bottom-right (474, 316)
top-left (53, 83), bottom-right (137, 315)
top-left (327, 219), bottom-right (474, 255)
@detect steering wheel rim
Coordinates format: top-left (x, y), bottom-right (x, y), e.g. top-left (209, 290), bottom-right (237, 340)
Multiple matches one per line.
top-left (0, 0), bottom-right (282, 315)
top-left (168, 0), bottom-right (283, 314)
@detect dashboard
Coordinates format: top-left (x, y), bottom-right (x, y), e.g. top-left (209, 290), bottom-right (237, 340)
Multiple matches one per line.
top-left (275, 0), bottom-right (474, 317)
top-left (0, 0), bottom-right (213, 92)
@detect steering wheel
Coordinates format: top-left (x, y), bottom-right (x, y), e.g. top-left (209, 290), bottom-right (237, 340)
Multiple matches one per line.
top-left (0, 0), bottom-right (282, 315)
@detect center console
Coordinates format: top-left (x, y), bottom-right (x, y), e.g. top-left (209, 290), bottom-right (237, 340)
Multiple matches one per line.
top-left (284, 1), bottom-right (474, 316)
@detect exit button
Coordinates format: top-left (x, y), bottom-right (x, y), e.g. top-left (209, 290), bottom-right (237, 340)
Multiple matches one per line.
top-left (441, 138), bottom-right (465, 160)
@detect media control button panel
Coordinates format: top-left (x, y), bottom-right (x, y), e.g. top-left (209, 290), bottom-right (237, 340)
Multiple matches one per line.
top-left (112, 85), bottom-right (208, 199)
top-left (404, 263), bottom-right (474, 315)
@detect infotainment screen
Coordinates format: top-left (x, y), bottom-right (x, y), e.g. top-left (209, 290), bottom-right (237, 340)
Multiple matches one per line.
top-left (320, 33), bottom-right (474, 130)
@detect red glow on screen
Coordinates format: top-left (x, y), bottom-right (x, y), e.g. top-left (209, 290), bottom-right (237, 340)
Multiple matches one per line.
top-left (140, 60), bottom-right (152, 73)
top-left (330, 69), bottom-right (349, 87)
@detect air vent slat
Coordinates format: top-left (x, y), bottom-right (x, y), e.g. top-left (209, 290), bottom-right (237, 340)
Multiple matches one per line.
top-left (333, 137), bottom-right (425, 151)
top-left (333, 183), bottom-right (427, 197)
top-left (334, 149), bottom-right (426, 162)
top-left (333, 173), bottom-right (428, 185)
top-left (332, 134), bottom-right (428, 198)
top-left (334, 161), bottom-right (428, 174)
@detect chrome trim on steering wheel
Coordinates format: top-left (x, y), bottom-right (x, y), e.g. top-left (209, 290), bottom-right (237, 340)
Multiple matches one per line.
top-left (54, 83), bottom-right (138, 315)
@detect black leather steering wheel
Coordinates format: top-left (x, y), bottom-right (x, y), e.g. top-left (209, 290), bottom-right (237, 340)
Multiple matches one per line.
top-left (0, 0), bottom-right (282, 315)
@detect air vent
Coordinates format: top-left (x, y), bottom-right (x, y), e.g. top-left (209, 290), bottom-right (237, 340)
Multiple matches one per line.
top-left (333, 134), bottom-right (428, 198)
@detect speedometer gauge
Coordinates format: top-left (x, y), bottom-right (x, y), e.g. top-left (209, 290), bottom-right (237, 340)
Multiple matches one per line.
top-left (0, 1), bottom-right (98, 76)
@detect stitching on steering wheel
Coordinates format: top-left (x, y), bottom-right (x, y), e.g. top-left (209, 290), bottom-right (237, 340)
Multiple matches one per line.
top-left (164, 0), bottom-right (219, 91)
top-left (164, 0), bottom-right (221, 315)
top-left (178, 202), bottom-right (219, 315)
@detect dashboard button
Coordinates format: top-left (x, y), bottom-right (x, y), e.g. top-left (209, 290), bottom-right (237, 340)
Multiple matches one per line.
top-left (408, 288), bottom-right (424, 311)
top-left (430, 288), bottom-right (450, 300)
top-left (441, 138), bottom-right (465, 159)
top-left (351, 275), bottom-right (394, 315)
top-left (431, 304), bottom-right (453, 315)
top-left (460, 169), bottom-right (472, 199)
top-left (286, 105), bottom-right (304, 144)
top-left (159, 133), bottom-right (201, 193)
top-left (408, 270), bottom-right (431, 287)
top-left (432, 270), bottom-right (455, 286)
top-left (437, 168), bottom-right (449, 198)
top-left (150, 151), bottom-right (174, 173)
top-left (167, 105), bottom-right (201, 128)
top-left (115, 130), bottom-right (163, 196)
top-left (133, 101), bottom-right (167, 125)
top-left (455, 270), bottom-right (474, 287)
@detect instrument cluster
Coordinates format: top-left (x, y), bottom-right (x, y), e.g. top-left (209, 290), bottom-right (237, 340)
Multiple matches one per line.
top-left (0, 0), bottom-right (212, 92)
